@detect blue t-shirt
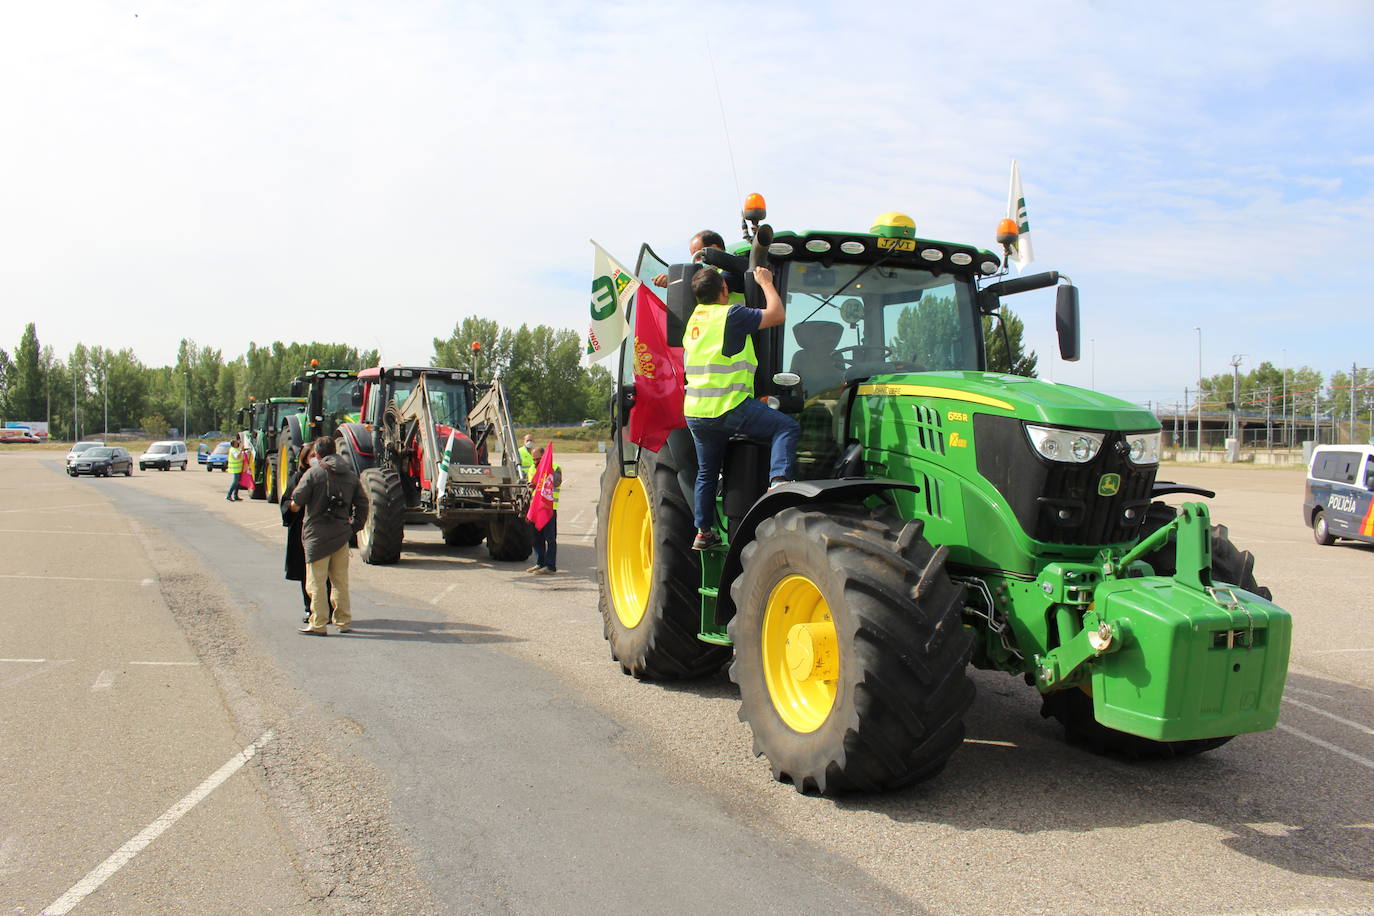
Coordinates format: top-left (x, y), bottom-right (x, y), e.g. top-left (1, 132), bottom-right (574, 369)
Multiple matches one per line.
top-left (722, 305), bottom-right (762, 357)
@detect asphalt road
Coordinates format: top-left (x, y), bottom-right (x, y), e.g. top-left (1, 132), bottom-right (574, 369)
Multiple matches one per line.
top-left (2, 451), bottom-right (1371, 915)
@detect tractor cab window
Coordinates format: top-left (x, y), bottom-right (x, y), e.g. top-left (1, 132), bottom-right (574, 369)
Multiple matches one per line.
top-left (780, 263), bottom-right (980, 397)
top-left (425, 379), bottom-right (471, 431)
top-left (320, 377), bottom-right (357, 427)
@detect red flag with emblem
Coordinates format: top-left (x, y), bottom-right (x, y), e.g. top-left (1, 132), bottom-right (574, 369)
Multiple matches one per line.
top-left (627, 285), bottom-right (685, 452)
top-left (525, 443), bottom-right (556, 531)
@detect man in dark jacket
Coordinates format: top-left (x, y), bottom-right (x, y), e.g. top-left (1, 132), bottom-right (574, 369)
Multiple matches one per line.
top-left (289, 437), bottom-right (368, 635)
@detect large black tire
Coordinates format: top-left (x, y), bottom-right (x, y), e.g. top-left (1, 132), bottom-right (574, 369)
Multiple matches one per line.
top-left (250, 455), bottom-right (267, 500)
top-left (727, 506), bottom-right (975, 794)
top-left (486, 514), bottom-right (534, 561)
top-left (1042, 501), bottom-right (1271, 759)
top-left (357, 467), bottom-right (405, 564)
top-left (596, 445), bottom-right (730, 680)
top-left (266, 455), bottom-right (280, 504)
top-left (442, 522), bottom-right (486, 547)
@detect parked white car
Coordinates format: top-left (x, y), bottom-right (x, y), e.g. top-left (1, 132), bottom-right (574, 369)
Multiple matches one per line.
top-left (139, 440), bottom-right (189, 471)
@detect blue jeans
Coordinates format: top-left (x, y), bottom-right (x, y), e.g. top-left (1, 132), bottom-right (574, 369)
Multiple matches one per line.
top-left (533, 512), bottom-right (557, 571)
top-left (686, 399), bottom-right (800, 531)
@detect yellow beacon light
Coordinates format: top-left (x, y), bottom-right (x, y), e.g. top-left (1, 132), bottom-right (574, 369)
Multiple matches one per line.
top-left (871, 211), bottom-right (916, 239)
top-left (742, 193), bottom-right (767, 222)
top-left (996, 217), bottom-right (1019, 248)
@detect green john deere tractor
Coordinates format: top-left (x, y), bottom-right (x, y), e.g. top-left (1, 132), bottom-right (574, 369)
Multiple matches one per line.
top-left (596, 197), bottom-right (1291, 794)
top-left (237, 396), bottom-right (307, 503)
top-left (277, 364), bottom-right (362, 498)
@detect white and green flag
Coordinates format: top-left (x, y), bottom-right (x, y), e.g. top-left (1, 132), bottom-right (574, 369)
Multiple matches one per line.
top-left (1006, 160), bottom-right (1034, 270)
top-left (435, 429), bottom-right (456, 498)
top-left (585, 240), bottom-right (639, 365)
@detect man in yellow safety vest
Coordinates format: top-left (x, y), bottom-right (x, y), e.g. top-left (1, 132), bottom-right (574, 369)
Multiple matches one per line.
top-left (683, 264), bottom-right (797, 551)
top-left (226, 435), bottom-right (245, 502)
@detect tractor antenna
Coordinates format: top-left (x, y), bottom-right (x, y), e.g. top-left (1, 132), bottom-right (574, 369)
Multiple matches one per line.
top-left (704, 34), bottom-right (743, 219)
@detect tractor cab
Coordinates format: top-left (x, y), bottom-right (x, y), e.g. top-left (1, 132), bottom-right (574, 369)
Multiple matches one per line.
top-left (358, 366), bottom-right (474, 433)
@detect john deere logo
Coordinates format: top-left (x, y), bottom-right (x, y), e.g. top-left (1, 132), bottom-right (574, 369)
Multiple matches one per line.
top-left (1098, 473), bottom-right (1121, 496)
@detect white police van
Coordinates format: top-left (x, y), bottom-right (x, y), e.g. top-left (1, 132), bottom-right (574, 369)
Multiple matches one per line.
top-left (1303, 444), bottom-right (1374, 546)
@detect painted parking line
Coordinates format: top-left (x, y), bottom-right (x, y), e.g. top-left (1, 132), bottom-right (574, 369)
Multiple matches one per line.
top-left (42, 729), bottom-right (276, 916)
top-left (0, 503), bottom-right (110, 514)
top-left (0, 659), bottom-right (73, 689)
top-left (0, 575), bottom-right (155, 585)
top-left (129, 661), bottom-right (198, 666)
top-left (1282, 696), bottom-right (1374, 736)
top-left (1277, 722), bottom-right (1374, 773)
top-left (0, 529), bottom-right (134, 537)
top-left (0, 658), bottom-right (47, 663)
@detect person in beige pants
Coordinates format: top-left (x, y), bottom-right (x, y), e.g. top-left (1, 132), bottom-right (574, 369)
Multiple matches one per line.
top-left (288, 437), bottom-right (368, 635)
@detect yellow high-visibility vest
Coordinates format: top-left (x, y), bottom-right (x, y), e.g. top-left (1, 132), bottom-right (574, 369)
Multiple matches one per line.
top-left (683, 304), bottom-right (756, 419)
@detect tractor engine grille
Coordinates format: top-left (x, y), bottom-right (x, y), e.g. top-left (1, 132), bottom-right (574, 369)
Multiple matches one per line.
top-left (974, 414), bottom-right (1157, 546)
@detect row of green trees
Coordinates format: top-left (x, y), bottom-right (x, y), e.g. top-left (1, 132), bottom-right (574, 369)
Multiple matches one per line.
top-left (0, 321), bottom-right (614, 439)
top-left (1195, 362), bottom-right (1371, 423)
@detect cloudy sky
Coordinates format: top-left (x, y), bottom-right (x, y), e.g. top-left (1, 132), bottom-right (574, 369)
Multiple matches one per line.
top-left (2, 0), bottom-right (1371, 407)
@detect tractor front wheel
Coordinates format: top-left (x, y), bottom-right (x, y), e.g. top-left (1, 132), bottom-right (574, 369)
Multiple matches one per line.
top-left (728, 506), bottom-right (974, 793)
top-left (486, 514), bottom-right (533, 561)
top-left (357, 467), bottom-right (405, 564)
top-left (266, 454), bottom-right (280, 504)
top-left (277, 441), bottom-right (295, 499)
top-left (596, 444), bottom-right (729, 680)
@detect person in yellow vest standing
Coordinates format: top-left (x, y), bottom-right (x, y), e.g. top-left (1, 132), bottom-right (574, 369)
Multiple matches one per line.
top-left (684, 265), bottom-right (797, 550)
top-left (226, 435), bottom-right (245, 502)
top-left (518, 434), bottom-right (535, 478)
top-left (527, 445), bottom-right (562, 574)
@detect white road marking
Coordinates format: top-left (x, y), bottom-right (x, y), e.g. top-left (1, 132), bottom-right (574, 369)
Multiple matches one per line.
top-left (1283, 696), bottom-right (1374, 735)
top-left (1277, 722), bottom-right (1374, 772)
top-left (129, 661), bottom-right (198, 666)
top-left (0, 658), bottom-right (46, 663)
top-left (0, 659), bottom-right (73, 689)
top-left (0, 834), bottom-right (20, 876)
top-left (0, 502), bottom-right (109, 514)
top-left (429, 583), bottom-right (459, 606)
top-left (1309, 647), bottom-right (1374, 654)
top-left (0, 528), bottom-right (133, 537)
top-left (41, 729), bottom-right (276, 916)
top-left (963, 738), bottom-right (1018, 748)
top-left (0, 574), bottom-right (153, 584)
top-left (91, 670), bottom-right (117, 692)
top-left (1285, 686), bottom-right (1336, 700)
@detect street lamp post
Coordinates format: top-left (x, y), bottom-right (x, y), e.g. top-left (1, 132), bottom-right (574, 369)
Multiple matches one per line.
top-left (103, 373), bottom-right (109, 441)
top-left (183, 372), bottom-right (189, 440)
top-left (1194, 327), bottom-right (1202, 462)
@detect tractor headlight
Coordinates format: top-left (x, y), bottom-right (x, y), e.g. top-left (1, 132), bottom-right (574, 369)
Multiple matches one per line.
top-left (1025, 425), bottom-right (1104, 463)
top-left (1126, 431), bottom-right (1161, 465)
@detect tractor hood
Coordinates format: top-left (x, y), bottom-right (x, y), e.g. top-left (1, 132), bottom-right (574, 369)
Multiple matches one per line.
top-left (860, 371), bottom-right (1159, 432)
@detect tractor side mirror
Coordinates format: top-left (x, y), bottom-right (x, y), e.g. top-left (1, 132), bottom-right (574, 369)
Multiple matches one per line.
top-left (1056, 284), bottom-right (1081, 362)
top-left (289, 379), bottom-right (304, 397)
top-left (350, 383), bottom-right (363, 407)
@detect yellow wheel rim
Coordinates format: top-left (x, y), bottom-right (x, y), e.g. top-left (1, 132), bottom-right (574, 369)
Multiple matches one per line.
top-left (762, 574), bottom-right (838, 733)
top-left (277, 441), bottom-right (292, 496)
top-left (607, 475), bottom-right (652, 629)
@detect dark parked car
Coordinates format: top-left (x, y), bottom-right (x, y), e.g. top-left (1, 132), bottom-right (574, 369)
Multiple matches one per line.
top-left (69, 446), bottom-right (133, 477)
top-left (202, 441), bottom-right (232, 471)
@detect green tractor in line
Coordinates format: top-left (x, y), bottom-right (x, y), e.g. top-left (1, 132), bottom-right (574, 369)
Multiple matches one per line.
top-left (236, 395), bottom-right (306, 502)
top-left (596, 197), bottom-right (1291, 794)
top-left (275, 363), bottom-right (362, 498)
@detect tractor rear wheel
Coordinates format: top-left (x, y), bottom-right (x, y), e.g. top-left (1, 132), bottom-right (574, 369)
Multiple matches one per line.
top-left (357, 467), bottom-right (405, 564)
top-left (486, 514), bottom-right (533, 561)
top-left (1042, 501), bottom-right (1271, 759)
top-left (596, 445), bottom-right (729, 680)
top-left (727, 506), bottom-right (974, 793)
top-left (442, 522), bottom-right (486, 547)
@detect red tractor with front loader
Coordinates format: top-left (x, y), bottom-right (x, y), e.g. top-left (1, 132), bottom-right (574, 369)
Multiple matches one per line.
top-left (335, 365), bottom-right (533, 565)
